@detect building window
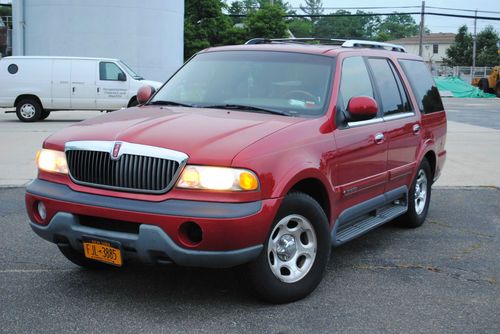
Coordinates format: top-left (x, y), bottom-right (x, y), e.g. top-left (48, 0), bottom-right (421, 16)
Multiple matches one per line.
top-left (433, 44), bottom-right (439, 54)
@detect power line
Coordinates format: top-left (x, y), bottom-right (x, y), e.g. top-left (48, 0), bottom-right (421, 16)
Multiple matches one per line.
top-left (426, 6), bottom-right (500, 15)
top-left (227, 12), bottom-right (500, 21)
top-left (288, 6), bottom-right (422, 10)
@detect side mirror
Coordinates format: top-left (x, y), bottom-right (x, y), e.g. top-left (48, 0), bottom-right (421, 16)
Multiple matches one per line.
top-left (136, 85), bottom-right (156, 105)
top-left (117, 72), bottom-right (126, 81)
top-left (347, 96), bottom-right (378, 122)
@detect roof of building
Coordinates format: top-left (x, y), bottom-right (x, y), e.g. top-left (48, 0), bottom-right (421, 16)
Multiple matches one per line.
top-left (388, 33), bottom-right (456, 45)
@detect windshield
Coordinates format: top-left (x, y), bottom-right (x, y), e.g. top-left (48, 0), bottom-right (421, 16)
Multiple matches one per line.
top-left (150, 51), bottom-right (335, 117)
top-left (118, 60), bottom-right (143, 80)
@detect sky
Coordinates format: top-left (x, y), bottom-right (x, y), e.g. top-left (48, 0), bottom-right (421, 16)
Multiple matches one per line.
top-left (1, 0), bottom-right (499, 34)
top-left (286, 0), bottom-right (500, 34)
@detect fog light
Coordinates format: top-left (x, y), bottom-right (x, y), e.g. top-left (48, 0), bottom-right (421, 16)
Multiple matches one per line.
top-left (37, 201), bottom-right (47, 221)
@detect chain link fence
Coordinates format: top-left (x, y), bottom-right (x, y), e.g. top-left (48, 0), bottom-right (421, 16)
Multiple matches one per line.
top-left (432, 66), bottom-right (494, 84)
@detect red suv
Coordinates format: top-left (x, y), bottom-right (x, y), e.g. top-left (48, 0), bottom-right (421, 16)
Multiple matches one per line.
top-left (26, 39), bottom-right (446, 303)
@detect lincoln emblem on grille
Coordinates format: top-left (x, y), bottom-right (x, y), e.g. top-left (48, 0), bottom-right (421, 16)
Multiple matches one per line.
top-left (111, 142), bottom-right (122, 160)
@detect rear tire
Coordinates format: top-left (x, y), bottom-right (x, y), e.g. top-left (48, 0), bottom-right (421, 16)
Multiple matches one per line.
top-left (58, 245), bottom-right (111, 269)
top-left (16, 98), bottom-right (43, 122)
top-left (399, 159), bottom-right (432, 228)
top-left (245, 192), bottom-right (330, 303)
top-left (40, 110), bottom-right (51, 120)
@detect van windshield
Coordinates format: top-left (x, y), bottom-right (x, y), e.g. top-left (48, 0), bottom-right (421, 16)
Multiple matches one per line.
top-left (118, 61), bottom-right (143, 80)
top-left (150, 51), bottom-right (335, 117)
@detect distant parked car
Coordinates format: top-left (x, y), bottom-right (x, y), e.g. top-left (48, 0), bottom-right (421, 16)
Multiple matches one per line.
top-left (0, 56), bottom-right (162, 121)
top-left (0, 17), bottom-right (6, 57)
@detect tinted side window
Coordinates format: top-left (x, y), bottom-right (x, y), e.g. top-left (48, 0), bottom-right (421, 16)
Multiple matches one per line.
top-left (368, 58), bottom-right (412, 115)
top-left (99, 62), bottom-right (125, 81)
top-left (339, 57), bottom-right (374, 111)
top-left (399, 59), bottom-right (443, 114)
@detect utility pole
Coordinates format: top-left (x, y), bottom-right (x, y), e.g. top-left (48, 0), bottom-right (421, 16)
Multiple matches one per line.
top-left (418, 1), bottom-right (425, 57)
top-left (270, 0), bottom-right (274, 5)
top-left (472, 9), bottom-right (477, 82)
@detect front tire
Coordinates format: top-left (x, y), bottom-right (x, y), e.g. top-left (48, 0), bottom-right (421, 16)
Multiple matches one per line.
top-left (246, 192), bottom-right (330, 303)
top-left (400, 159), bottom-right (432, 228)
top-left (16, 98), bottom-right (43, 122)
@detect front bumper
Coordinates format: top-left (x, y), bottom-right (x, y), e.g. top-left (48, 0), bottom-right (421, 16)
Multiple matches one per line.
top-left (26, 179), bottom-right (280, 268)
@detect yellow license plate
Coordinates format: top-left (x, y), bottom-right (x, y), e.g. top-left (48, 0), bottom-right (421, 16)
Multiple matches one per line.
top-left (83, 239), bottom-right (122, 266)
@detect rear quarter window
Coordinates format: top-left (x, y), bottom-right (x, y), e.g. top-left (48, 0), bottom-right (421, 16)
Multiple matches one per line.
top-left (398, 59), bottom-right (443, 114)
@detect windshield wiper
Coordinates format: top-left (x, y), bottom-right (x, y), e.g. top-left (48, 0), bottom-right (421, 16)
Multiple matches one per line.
top-left (202, 104), bottom-right (291, 116)
top-left (148, 100), bottom-right (195, 107)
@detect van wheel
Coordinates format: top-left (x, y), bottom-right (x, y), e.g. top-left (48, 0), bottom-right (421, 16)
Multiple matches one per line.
top-left (399, 159), bottom-right (432, 228)
top-left (245, 192), bottom-right (330, 303)
top-left (40, 111), bottom-right (51, 120)
top-left (58, 245), bottom-right (111, 269)
top-left (16, 98), bottom-right (43, 122)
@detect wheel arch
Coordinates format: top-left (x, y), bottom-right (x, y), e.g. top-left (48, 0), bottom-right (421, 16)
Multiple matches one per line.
top-left (288, 177), bottom-right (331, 224)
top-left (423, 150), bottom-right (437, 181)
top-left (15, 94), bottom-right (44, 109)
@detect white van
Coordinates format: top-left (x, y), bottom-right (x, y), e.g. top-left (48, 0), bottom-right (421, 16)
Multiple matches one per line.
top-left (0, 56), bottom-right (162, 121)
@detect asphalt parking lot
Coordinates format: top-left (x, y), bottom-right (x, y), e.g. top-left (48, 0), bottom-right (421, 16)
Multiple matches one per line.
top-left (0, 99), bottom-right (499, 333)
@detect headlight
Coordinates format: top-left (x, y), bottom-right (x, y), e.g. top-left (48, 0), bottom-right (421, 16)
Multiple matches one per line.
top-left (36, 149), bottom-right (68, 174)
top-left (177, 165), bottom-right (259, 191)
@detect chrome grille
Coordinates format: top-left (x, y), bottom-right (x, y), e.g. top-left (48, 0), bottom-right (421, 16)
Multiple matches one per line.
top-left (65, 141), bottom-right (188, 194)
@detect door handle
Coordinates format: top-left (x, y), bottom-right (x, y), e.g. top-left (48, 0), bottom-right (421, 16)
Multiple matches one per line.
top-left (97, 87), bottom-right (100, 93)
top-left (72, 87), bottom-right (75, 93)
top-left (413, 124), bottom-right (421, 135)
top-left (374, 133), bottom-right (385, 144)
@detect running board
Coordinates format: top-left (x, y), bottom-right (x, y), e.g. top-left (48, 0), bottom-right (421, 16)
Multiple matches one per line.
top-left (331, 186), bottom-right (408, 246)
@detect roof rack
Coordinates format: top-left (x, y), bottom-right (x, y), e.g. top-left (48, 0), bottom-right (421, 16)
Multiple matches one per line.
top-left (245, 38), bottom-right (407, 53)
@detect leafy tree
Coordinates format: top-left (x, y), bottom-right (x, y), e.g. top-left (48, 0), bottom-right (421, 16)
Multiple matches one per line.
top-left (0, 5), bottom-right (11, 18)
top-left (184, 0), bottom-right (232, 59)
top-left (245, 4), bottom-right (288, 39)
top-left (475, 25), bottom-right (500, 67)
top-left (314, 10), bottom-right (380, 39)
top-left (288, 19), bottom-right (314, 37)
top-left (375, 13), bottom-right (419, 41)
top-left (300, 0), bottom-right (324, 24)
top-left (442, 25), bottom-right (473, 66)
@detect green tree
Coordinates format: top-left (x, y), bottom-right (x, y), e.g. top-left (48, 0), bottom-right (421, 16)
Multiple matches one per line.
top-left (184, 0), bottom-right (232, 59)
top-left (442, 25), bottom-right (473, 66)
top-left (0, 5), bottom-right (11, 18)
top-left (375, 13), bottom-right (419, 41)
top-left (314, 10), bottom-right (380, 39)
top-left (475, 25), bottom-right (500, 67)
top-left (300, 0), bottom-right (324, 24)
top-left (288, 19), bottom-right (314, 37)
top-left (245, 4), bottom-right (288, 39)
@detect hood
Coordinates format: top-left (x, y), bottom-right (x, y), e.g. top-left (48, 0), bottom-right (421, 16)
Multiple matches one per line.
top-left (44, 106), bottom-right (303, 165)
top-left (140, 80), bottom-right (163, 89)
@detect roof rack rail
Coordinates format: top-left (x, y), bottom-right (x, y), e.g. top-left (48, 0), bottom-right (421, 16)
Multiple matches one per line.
top-left (342, 40), bottom-right (406, 52)
top-left (244, 38), bottom-right (407, 53)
